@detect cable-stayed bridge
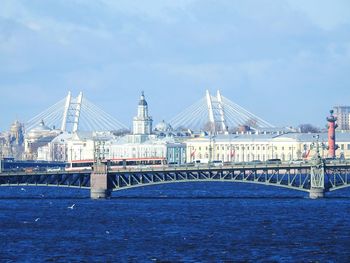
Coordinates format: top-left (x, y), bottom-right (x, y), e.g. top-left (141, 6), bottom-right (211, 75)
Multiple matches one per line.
top-left (169, 90), bottom-right (274, 133)
top-left (25, 91), bottom-right (128, 133)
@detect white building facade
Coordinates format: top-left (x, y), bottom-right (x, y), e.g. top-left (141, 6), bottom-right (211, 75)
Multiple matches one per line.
top-left (185, 132), bottom-right (350, 163)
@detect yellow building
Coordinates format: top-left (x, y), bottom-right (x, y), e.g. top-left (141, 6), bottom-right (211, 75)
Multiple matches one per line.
top-left (185, 132), bottom-right (350, 163)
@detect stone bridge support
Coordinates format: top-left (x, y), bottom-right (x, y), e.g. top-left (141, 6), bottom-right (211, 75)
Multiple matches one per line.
top-left (90, 163), bottom-right (111, 199)
top-left (309, 160), bottom-right (325, 199)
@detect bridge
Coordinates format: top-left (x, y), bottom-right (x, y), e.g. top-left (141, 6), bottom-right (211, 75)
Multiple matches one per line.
top-left (169, 90), bottom-right (274, 133)
top-left (1, 158), bottom-right (350, 199)
top-left (25, 90), bottom-right (273, 134)
top-left (26, 91), bottom-right (128, 133)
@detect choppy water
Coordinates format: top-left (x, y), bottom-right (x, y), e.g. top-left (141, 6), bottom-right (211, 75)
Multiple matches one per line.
top-left (1, 183), bottom-right (350, 262)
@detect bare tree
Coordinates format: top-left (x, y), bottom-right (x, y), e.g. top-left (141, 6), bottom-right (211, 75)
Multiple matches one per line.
top-left (244, 118), bottom-right (258, 129)
top-left (298, 124), bottom-right (320, 133)
top-left (112, 128), bottom-right (131, 136)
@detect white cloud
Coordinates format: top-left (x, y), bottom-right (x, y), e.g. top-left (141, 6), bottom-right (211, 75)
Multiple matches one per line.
top-left (0, 0), bottom-right (350, 129)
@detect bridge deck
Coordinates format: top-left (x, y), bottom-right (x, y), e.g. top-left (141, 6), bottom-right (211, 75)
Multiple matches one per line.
top-left (1, 163), bottom-right (350, 194)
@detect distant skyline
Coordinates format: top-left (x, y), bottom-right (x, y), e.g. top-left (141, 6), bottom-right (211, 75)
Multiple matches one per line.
top-left (1, 0), bottom-right (349, 131)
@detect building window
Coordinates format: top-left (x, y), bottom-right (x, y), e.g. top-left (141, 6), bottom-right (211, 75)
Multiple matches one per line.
top-left (341, 144), bottom-right (344, 150)
top-left (347, 144), bottom-right (350, 150)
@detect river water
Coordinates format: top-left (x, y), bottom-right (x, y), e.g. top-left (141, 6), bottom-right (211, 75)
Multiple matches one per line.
top-left (1, 183), bottom-right (350, 262)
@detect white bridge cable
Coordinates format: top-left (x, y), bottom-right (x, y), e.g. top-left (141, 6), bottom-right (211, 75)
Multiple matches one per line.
top-left (26, 99), bottom-right (66, 131)
top-left (78, 99), bottom-right (128, 131)
top-left (220, 101), bottom-right (252, 126)
top-left (79, 106), bottom-right (107, 131)
top-left (172, 100), bottom-right (213, 130)
top-left (169, 98), bottom-right (208, 129)
top-left (224, 109), bottom-right (248, 128)
top-left (178, 103), bottom-right (208, 129)
top-left (222, 97), bottom-right (274, 127)
top-left (79, 114), bottom-right (95, 131)
top-left (84, 99), bottom-right (128, 129)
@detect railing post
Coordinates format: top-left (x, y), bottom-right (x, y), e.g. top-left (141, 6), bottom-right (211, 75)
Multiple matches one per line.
top-left (90, 163), bottom-right (111, 199)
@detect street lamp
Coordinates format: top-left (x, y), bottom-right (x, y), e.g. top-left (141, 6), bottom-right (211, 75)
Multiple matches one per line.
top-left (70, 147), bottom-right (73, 162)
top-left (189, 146), bottom-right (195, 163)
top-left (209, 135), bottom-right (213, 163)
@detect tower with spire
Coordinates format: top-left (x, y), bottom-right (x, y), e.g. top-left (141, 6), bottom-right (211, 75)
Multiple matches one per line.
top-left (133, 91), bottom-right (153, 136)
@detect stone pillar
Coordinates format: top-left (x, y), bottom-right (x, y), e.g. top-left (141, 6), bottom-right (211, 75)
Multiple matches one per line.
top-left (90, 163), bottom-right (111, 199)
top-left (309, 157), bottom-right (325, 199)
top-left (309, 187), bottom-right (325, 199)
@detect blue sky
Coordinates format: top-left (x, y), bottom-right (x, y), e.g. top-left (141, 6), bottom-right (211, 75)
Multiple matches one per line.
top-left (0, 0), bottom-right (349, 131)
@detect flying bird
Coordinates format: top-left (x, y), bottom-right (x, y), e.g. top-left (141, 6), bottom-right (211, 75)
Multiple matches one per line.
top-left (67, 204), bottom-right (75, 209)
top-left (35, 218), bottom-right (40, 222)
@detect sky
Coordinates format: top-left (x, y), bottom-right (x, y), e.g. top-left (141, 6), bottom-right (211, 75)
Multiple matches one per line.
top-left (0, 0), bottom-right (350, 131)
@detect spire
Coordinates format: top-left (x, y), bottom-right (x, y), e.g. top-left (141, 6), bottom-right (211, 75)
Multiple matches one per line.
top-left (139, 91), bottom-right (148, 106)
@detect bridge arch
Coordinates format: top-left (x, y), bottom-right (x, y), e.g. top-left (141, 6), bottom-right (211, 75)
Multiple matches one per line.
top-left (111, 179), bottom-right (311, 193)
top-left (108, 169), bottom-right (312, 194)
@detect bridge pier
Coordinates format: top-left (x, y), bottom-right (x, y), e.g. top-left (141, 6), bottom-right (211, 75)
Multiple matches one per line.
top-left (309, 187), bottom-right (325, 199)
top-left (90, 163), bottom-right (111, 199)
top-left (309, 141), bottom-right (326, 199)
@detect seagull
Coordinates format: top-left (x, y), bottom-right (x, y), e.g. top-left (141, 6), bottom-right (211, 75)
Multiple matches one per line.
top-left (20, 188), bottom-right (26, 191)
top-left (67, 204), bottom-right (75, 209)
top-left (105, 231), bottom-right (110, 234)
top-left (35, 218), bottom-right (40, 222)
